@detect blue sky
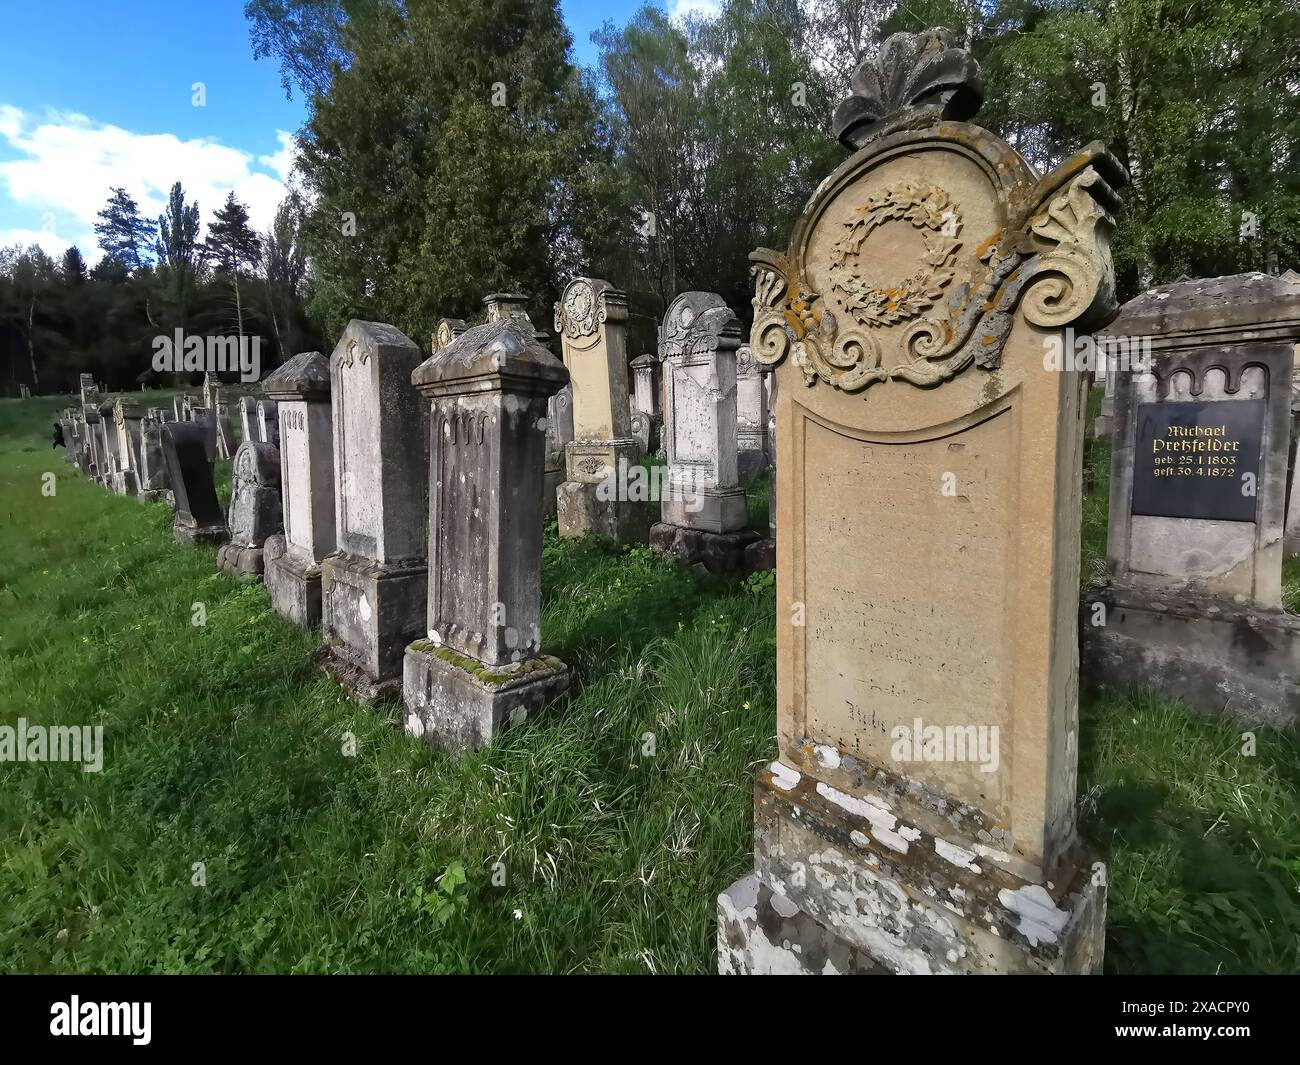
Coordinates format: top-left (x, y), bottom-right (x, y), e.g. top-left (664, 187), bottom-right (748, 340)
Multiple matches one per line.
top-left (0, 0), bottom-right (705, 263)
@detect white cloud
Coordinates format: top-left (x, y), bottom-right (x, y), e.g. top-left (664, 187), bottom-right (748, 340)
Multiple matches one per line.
top-left (0, 105), bottom-right (295, 264)
top-left (668, 0), bottom-right (721, 23)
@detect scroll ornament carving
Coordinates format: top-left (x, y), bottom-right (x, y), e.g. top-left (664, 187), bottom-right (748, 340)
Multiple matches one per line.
top-left (555, 281), bottom-right (603, 339)
top-left (751, 160), bottom-right (1122, 393)
top-left (336, 339), bottom-right (371, 369)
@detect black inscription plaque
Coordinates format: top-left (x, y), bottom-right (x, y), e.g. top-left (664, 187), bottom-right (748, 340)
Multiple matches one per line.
top-left (1131, 399), bottom-right (1264, 522)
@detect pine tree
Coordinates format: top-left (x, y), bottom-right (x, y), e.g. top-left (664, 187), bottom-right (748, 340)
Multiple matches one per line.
top-left (94, 187), bottom-right (153, 272)
top-left (205, 192), bottom-right (263, 338)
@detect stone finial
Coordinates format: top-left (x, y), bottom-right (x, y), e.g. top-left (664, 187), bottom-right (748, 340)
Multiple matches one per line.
top-left (832, 28), bottom-right (984, 149)
top-left (262, 351), bottom-right (331, 399)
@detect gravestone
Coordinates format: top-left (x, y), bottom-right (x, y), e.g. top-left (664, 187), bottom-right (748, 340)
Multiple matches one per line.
top-left (239, 396), bottom-right (257, 442)
top-left (554, 277), bottom-right (650, 540)
top-left (433, 317), bottom-right (468, 356)
top-left (217, 441), bottom-right (283, 576)
top-left (215, 400), bottom-right (237, 459)
top-left (188, 406), bottom-right (218, 462)
top-left (137, 408), bottom-right (170, 503)
top-left (1083, 271), bottom-right (1300, 725)
top-left (1287, 406), bottom-right (1300, 556)
top-left (79, 373), bottom-right (98, 409)
top-left (173, 394), bottom-right (190, 422)
top-left (112, 399), bottom-right (145, 498)
top-left (59, 412), bottom-right (76, 465)
top-left (263, 352), bottom-right (336, 628)
top-left (97, 400), bottom-right (128, 494)
top-left (1094, 357), bottom-right (1117, 437)
top-left (544, 384), bottom-right (573, 521)
top-left (742, 369), bottom-right (777, 572)
top-left (160, 421), bottom-right (228, 545)
top-left (19, 384), bottom-right (30, 399)
top-left (631, 353), bottom-right (659, 418)
top-left (735, 343), bottom-right (769, 484)
top-left (83, 407), bottom-right (104, 483)
top-left (320, 321), bottom-right (428, 701)
top-left (403, 318), bottom-right (571, 753)
top-left (203, 373), bottom-right (219, 411)
top-left (257, 399), bottom-right (280, 447)
top-left (717, 28), bottom-right (1125, 975)
top-left (650, 291), bottom-right (757, 571)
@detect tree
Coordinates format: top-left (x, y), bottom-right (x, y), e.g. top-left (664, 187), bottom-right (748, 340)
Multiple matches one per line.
top-left (61, 247), bottom-right (87, 285)
top-left (154, 182), bottom-right (204, 329)
top-left (287, 0), bottom-right (616, 342)
top-left (205, 192), bottom-right (263, 338)
top-left (260, 193), bottom-right (311, 359)
top-left (94, 187), bottom-right (153, 272)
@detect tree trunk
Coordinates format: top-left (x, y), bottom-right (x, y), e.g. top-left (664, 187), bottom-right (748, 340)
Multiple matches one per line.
top-left (26, 296), bottom-right (39, 389)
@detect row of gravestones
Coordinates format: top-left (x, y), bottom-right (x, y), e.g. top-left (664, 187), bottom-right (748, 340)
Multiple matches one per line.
top-left (53, 28), bottom-right (1299, 977)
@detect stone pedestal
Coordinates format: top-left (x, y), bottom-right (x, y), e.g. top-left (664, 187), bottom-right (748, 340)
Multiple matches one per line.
top-left (719, 766), bottom-right (1106, 975)
top-left (650, 291), bottom-right (753, 571)
top-left (1083, 271), bottom-right (1300, 724)
top-left (263, 351), bottom-right (336, 629)
top-left (403, 318), bottom-right (571, 753)
top-left (554, 277), bottom-right (651, 540)
top-left (320, 322), bottom-right (428, 700)
top-left (718, 29), bottom-right (1124, 975)
top-left (135, 409), bottom-right (170, 503)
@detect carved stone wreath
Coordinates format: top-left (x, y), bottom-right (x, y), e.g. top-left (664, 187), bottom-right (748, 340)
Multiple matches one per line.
top-left (829, 182), bottom-right (962, 329)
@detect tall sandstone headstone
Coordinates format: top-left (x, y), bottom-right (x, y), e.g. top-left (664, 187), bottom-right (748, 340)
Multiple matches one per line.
top-left (650, 291), bottom-right (757, 571)
top-left (320, 322), bottom-right (428, 701)
top-left (403, 318), bottom-right (572, 754)
top-left (1083, 272), bottom-right (1300, 725)
top-left (263, 352), bottom-right (336, 628)
top-left (717, 29), bottom-right (1126, 975)
top-left (735, 343), bottom-right (770, 485)
top-left (554, 277), bottom-right (651, 541)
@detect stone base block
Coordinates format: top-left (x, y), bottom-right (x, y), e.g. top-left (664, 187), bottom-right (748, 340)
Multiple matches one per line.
top-left (718, 874), bottom-right (886, 975)
top-left (216, 540), bottom-right (267, 578)
top-left (662, 484), bottom-right (748, 534)
top-left (402, 642), bottom-right (570, 755)
top-left (136, 488), bottom-right (167, 504)
top-left (1081, 583), bottom-right (1300, 727)
top-left (173, 517), bottom-right (228, 547)
top-left (649, 522), bottom-right (759, 573)
top-left (722, 761), bottom-right (1107, 975)
top-left (109, 471), bottom-right (137, 497)
top-left (556, 479), bottom-right (653, 542)
top-left (321, 551), bottom-right (427, 702)
top-left (742, 537), bottom-right (775, 574)
top-left (264, 536), bottom-right (323, 629)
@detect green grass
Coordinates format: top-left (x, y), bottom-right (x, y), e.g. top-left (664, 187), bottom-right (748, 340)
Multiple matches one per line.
top-left (0, 393), bottom-right (1297, 973)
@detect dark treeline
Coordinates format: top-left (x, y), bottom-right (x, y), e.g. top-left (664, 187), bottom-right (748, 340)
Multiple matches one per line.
top-left (4, 0), bottom-right (1295, 395)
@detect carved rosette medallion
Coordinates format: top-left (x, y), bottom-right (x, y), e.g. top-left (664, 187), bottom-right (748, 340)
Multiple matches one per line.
top-left (555, 280), bottom-right (600, 339)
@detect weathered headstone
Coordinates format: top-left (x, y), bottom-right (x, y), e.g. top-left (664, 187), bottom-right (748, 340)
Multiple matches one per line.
top-left (631, 352), bottom-right (659, 418)
top-left (239, 395), bottom-right (258, 442)
top-left (742, 369), bottom-right (777, 573)
top-left (263, 352), bottom-right (336, 628)
top-left (203, 372), bottom-right (219, 411)
top-left (1287, 405), bottom-right (1300, 556)
top-left (1094, 356), bottom-right (1116, 437)
top-left (136, 408), bottom-right (171, 503)
top-left (717, 29), bottom-right (1125, 975)
top-left (736, 343), bottom-right (769, 484)
top-left (403, 318), bottom-right (571, 753)
top-left (112, 398), bottom-right (146, 498)
top-left (543, 384), bottom-right (574, 521)
top-left (650, 291), bottom-right (757, 571)
top-left (214, 400), bottom-right (237, 459)
top-left (79, 373), bottom-right (98, 409)
top-left (1084, 271), bottom-right (1300, 725)
top-left (433, 317), bottom-right (468, 356)
top-left (188, 406), bottom-right (218, 462)
top-left (83, 407), bottom-right (104, 483)
top-left (320, 321), bottom-right (428, 701)
top-left (256, 399), bottom-right (280, 448)
top-left (19, 383), bottom-right (30, 399)
top-left (554, 277), bottom-right (650, 540)
top-left (217, 441), bottom-right (283, 576)
top-left (160, 421), bottom-right (228, 545)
